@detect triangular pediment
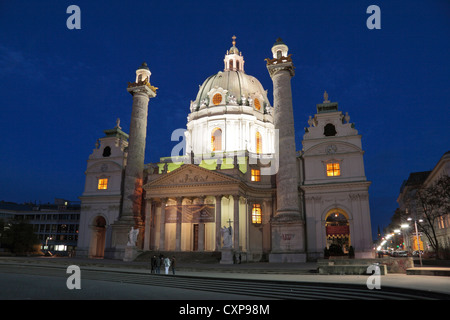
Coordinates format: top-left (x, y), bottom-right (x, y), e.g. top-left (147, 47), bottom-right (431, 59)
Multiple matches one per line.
top-left (144, 164), bottom-right (240, 189)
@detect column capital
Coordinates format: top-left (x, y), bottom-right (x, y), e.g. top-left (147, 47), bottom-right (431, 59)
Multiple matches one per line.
top-left (266, 61), bottom-right (295, 78)
top-left (176, 197), bottom-right (183, 204)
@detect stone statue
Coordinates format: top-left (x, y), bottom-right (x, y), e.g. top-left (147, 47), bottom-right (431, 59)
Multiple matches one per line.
top-left (221, 226), bottom-right (232, 248)
top-left (127, 226), bottom-right (139, 247)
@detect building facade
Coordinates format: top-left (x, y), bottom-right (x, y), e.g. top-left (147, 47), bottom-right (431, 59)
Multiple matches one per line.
top-left (0, 199), bottom-right (80, 254)
top-left (77, 38), bottom-right (374, 261)
top-left (397, 151), bottom-right (450, 255)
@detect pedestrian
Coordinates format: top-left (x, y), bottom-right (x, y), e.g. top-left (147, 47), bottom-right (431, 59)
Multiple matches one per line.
top-left (155, 254), bottom-right (161, 274)
top-left (164, 256), bottom-right (171, 275)
top-left (150, 255), bottom-right (156, 273)
top-left (171, 256), bottom-right (176, 275)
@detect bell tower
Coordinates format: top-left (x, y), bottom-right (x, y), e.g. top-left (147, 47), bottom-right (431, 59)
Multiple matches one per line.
top-left (266, 38), bottom-right (306, 262)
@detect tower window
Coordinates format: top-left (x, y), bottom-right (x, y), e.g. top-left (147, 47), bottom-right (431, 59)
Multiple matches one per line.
top-left (252, 204), bottom-right (262, 224)
top-left (103, 146), bottom-right (111, 157)
top-left (256, 131), bottom-right (262, 154)
top-left (251, 169), bottom-right (261, 182)
top-left (211, 128), bottom-right (222, 151)
top-left (277, 50), bottom-right (282, 59)
top-left (212, 93), bottom-right (222, 106)
top-left (324, 123), bottom-right (337, 136)
top-left (98, 178), bottom-right (108, 190)
top-left (326, 163), bottom-right (341, 177)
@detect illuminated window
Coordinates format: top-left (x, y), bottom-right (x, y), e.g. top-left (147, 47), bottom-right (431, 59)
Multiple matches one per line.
top-left (212, 93), bottom-right (222, 105)
top-left (254, 98), bottom-right (261, 110)
top-left (251, 169), bottom-right (261, 182)
top-left (326, 163), bottom-right (340, 177)
top-left (252, 204), bottom-right (262, 224)
top-left (256, 131), bottom-right (262, 154)
top-left (211, 128), bottom-right (222, 151)
top-left (98, 178), bottom-right (108, 190)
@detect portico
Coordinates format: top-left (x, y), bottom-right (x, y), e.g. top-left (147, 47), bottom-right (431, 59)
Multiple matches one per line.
top-left (142, 163), bottom-right (274, 258)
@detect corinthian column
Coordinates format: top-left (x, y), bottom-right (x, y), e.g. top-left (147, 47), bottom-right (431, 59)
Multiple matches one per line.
top-left (266, 39), bottom-right (305, 262)
top-left (111, 62), bottom-right (157, 260)
top-left (121, 62), bottom-right (157, 224)
top-left (266, 39), bottom-right (300, 220)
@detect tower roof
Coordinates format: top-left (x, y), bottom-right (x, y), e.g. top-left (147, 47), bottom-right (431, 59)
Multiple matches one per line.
top-left (273, 38), bottom-right (285, 47)
top-left (103, 118), bottom-right (129, 140)
top-left (137, 62), bottom-right (149, 70)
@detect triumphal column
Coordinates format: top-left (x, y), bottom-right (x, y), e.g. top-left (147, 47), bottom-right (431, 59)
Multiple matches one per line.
top-left (266, 39), bottom-right (306, 262)
top-left (111, 62), bottom-right (157, 260)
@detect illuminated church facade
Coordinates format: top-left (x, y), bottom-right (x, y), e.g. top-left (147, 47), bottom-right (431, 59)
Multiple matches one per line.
top-left (77, 37), bottom-right (374, 262)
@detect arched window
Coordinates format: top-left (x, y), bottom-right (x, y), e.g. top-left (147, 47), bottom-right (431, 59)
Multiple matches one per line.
top-left (229, 60), bottom-right (234, 70)
top-left (256, 131), bottom-right (262, 154)
top-left (102, 146), bottom-right (111, 157)
top-left (211, 128), bottom-right (222, 151)
top-left (252, 204), bottom-right (262, 224)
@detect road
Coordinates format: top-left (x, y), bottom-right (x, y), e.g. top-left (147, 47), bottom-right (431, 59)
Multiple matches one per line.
top-left (1, 263), bottom-right (449, 300)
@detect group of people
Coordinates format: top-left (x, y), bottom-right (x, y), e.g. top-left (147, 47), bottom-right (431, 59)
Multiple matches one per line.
top-left (150, 254), bottom-right (176, 275)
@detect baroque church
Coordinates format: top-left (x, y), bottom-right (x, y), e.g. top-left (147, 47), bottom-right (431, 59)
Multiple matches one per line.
top-left (77, 37), bottom-right (374, 262)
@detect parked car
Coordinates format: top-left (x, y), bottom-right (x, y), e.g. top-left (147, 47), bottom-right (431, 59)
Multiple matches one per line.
top-left (393, 250), bottom-right (408, 257)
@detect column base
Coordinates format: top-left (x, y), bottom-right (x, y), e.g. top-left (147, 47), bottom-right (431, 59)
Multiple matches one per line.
top-left (270, 219), bottom-right (305, 253)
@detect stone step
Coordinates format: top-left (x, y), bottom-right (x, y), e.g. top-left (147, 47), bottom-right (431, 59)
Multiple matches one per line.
top-left (318, 264), bottom-right (387, 275)
top-left (406, 267), bottom-right (450, 277)
top-left (135, 251), bottom-right (221, 264)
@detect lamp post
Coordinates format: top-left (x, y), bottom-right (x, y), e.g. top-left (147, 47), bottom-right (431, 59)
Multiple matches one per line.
top-left (407, 217), bottom-right (423, 267)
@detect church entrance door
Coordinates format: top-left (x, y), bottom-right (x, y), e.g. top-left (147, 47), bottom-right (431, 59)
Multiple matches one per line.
top-left (91, 216), bottom-right (106, 258)
top-left (325, 209), bottom-right (350, 255)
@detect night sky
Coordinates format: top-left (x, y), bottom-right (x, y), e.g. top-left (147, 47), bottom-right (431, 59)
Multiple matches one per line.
top-left (1, 1), bottom-right (449, 240)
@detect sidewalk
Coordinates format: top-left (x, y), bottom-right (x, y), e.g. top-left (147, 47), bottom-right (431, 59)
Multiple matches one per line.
top-left (1, 256), bottom-right (450, 296)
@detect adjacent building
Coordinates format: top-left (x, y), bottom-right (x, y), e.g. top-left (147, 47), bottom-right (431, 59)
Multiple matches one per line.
top-left (397, 151), bottom-right (450, 254)
top-left (0, 199), bottom-right (80, 254)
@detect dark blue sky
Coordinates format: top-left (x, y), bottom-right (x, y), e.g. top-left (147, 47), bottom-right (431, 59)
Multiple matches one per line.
top-left (1, 1), bottom-right (449, 239)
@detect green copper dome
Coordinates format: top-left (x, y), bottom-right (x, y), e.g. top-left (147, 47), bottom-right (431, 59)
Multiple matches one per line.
top-left (193, 70), bottom-right (271, 112)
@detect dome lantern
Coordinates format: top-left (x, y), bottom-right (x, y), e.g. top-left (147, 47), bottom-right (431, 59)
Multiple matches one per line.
top-left (224, 35), bottom-right (245, 72)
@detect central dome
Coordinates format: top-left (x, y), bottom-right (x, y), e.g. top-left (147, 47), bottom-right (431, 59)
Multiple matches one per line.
top-left (185, 37), bottom-right (275, 156)
top-left (192, 70), bottom-right (271, 113)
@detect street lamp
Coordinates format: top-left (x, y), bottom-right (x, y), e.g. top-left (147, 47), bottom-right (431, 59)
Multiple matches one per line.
top-left (407, 216), bottom-right (423, 267)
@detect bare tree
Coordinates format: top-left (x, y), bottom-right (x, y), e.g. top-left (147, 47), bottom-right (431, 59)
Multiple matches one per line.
top-left (410, 175), bottom-right (450, 258)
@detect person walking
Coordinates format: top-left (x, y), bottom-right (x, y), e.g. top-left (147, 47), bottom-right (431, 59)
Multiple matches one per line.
top-left (170, 256), bottom-right (176, 275)
top-left (155, 254), bottom-right (161, 274)
top-left (164, 256), bottom-right (171, 275)
top-left (150, 255), bottom-right (156, 274)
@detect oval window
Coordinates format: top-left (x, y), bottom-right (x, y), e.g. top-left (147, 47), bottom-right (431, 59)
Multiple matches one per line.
top-left (212, 93), bottom-right (222, 105)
